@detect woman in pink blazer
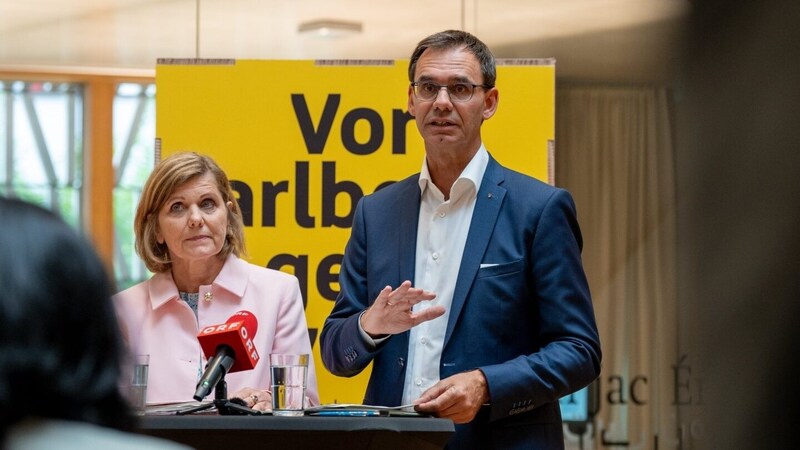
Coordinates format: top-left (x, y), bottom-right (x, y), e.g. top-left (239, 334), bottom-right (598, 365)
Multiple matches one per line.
top-left (114, 152), bottom-right (318, 410)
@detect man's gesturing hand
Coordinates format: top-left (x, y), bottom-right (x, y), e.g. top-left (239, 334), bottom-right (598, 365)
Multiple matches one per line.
top-left (360, 280), bottom-right (442, 337)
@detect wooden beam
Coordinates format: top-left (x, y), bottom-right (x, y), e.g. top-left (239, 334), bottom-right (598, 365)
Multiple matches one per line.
top-left (85, 78), bottom-right (116, 269)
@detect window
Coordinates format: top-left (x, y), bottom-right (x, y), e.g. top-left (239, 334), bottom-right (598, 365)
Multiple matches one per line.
top-left (0, 80), bottom-right (84, 228)
top-left (113, 82), bottom-right (156, 290)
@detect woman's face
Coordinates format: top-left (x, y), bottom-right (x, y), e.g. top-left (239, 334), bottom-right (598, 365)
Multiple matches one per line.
top-left (156, 172), bottom-right (231, 265)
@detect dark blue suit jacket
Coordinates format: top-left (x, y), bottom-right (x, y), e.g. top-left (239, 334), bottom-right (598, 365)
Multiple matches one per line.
top-left (321, 155), bottom-right (601, 449)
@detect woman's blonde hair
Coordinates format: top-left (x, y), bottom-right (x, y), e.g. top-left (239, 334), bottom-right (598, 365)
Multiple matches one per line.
top-left (134, 152), bottom-right (246, 273)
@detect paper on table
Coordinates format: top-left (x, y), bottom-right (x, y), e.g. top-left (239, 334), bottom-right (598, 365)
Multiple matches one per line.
top-left (146, 401), bottom-right (214, 415)
top-left (305, 403), bottom-right (417, 412)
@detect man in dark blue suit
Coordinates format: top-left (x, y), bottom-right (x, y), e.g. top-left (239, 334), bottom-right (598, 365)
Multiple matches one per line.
top-left (320, 30), bottom-right (601, 449)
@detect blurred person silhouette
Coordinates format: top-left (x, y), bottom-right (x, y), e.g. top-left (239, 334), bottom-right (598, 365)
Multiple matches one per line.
top-left (679, 0), bottom-right (800, 448)
top-left (113, 151), bottom-right (319, 411)
top-left (0, 196), bottom-right (189, 449)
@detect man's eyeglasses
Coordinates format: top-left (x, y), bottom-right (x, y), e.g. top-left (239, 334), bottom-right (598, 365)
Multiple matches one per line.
top-left (411, 81), bottom-right (491, 102)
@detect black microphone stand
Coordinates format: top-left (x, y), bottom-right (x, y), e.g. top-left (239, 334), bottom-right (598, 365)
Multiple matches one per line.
top-left (177, 375), bottom-right (263, 416)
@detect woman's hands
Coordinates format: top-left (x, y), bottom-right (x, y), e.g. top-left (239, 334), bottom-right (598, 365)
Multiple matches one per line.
top-left (230, 387), bottom-right (272, 411)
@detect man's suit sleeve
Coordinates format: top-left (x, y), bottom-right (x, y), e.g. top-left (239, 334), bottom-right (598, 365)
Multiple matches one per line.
top-left (320, 198), bottom-right (382, 377)
top-left (480, 188), bottom-right (601, 422)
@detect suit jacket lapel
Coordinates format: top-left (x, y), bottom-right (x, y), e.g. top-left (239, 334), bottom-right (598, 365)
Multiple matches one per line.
top-left (395, 176), bottom-right (422, 283)
top-left (391, 177), bottom-right (421, 374)
top-left (444, 156), bottom-right (506, 347)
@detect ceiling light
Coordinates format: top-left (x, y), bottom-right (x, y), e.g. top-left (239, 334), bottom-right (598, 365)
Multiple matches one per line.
top-left (298, 19), bottom-right (362, 38)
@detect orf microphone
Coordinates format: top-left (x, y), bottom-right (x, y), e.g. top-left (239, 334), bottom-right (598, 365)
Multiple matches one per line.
top-left (193, 310), bottom-right (259, 401)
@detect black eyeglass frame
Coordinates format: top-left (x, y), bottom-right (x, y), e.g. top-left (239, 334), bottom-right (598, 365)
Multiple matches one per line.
top-left (410, 81), bottom-right (492, 102)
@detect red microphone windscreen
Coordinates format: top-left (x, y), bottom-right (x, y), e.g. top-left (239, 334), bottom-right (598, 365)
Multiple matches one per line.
top-left (226, 310), bottom-right (258, 337)
top-left (197, 310), bottom-right (260, 373)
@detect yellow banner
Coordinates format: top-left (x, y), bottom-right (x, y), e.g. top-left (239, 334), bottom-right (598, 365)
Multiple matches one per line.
top-left (156, 58), bottom-right (554, 404)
